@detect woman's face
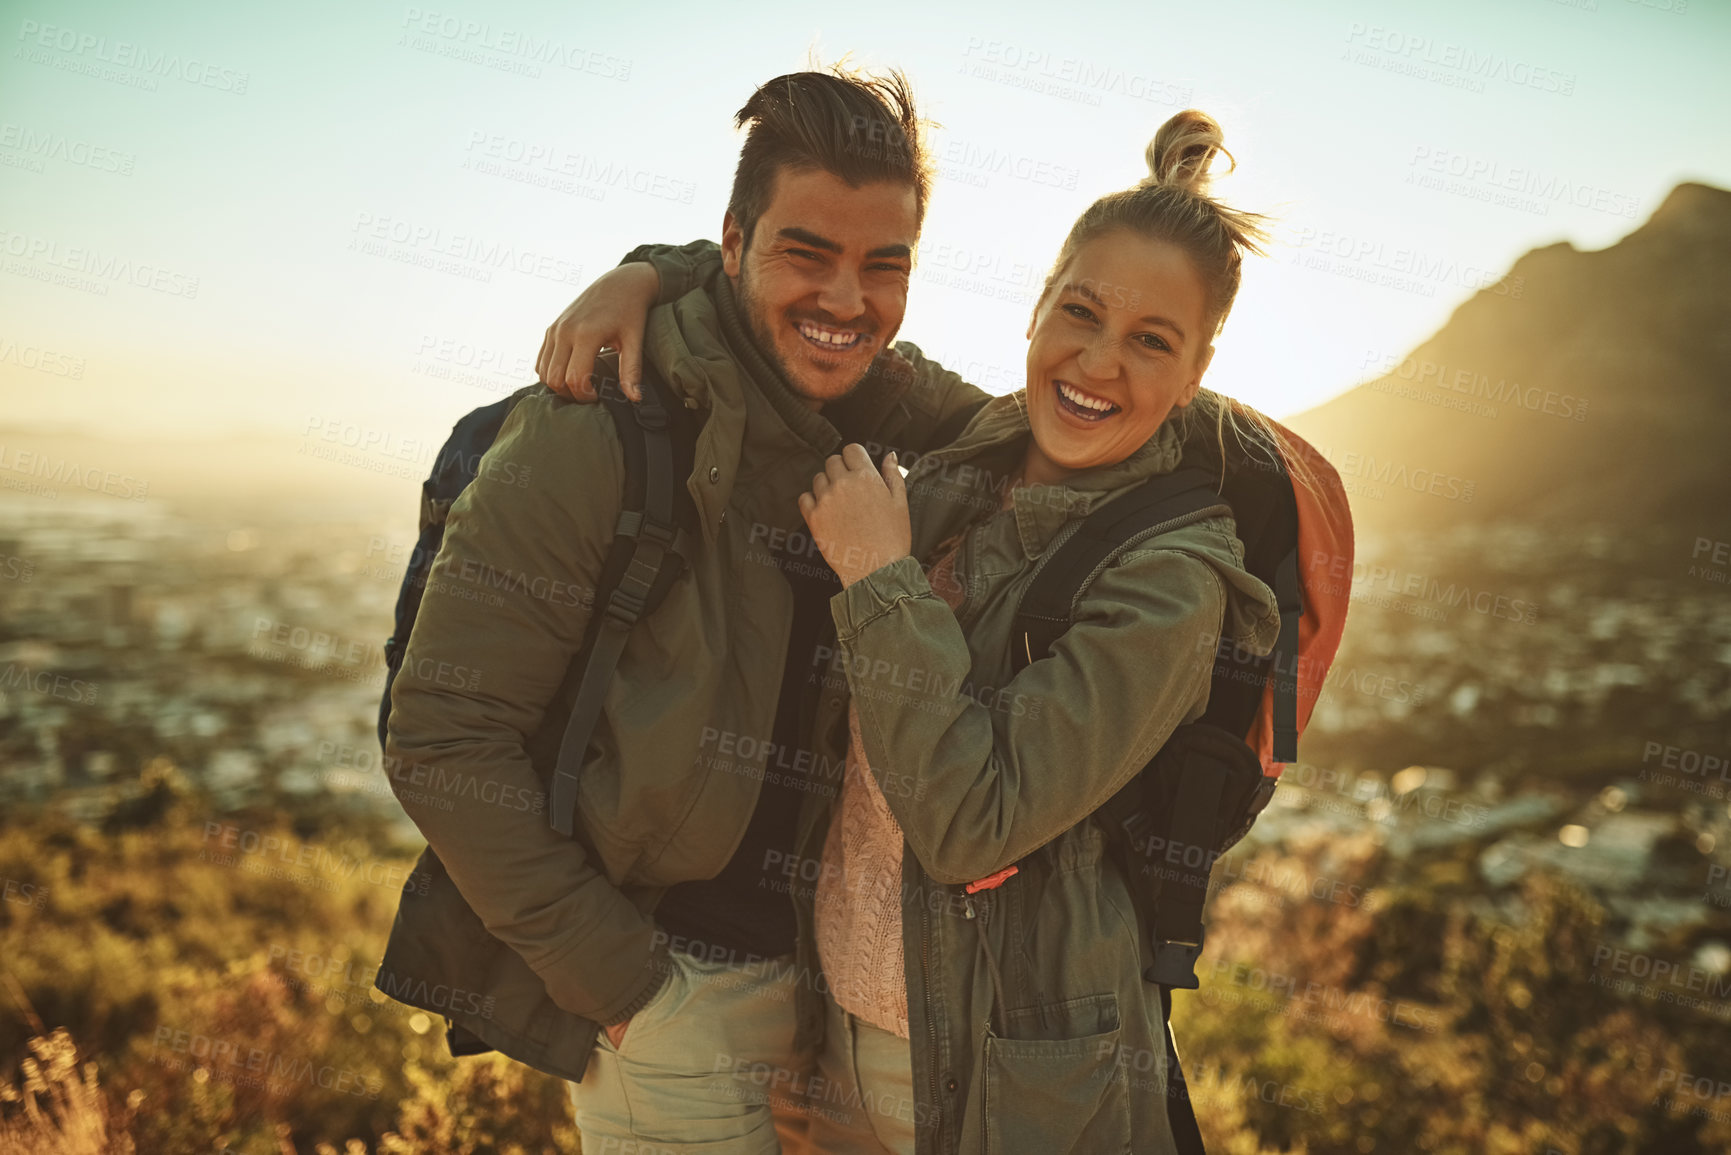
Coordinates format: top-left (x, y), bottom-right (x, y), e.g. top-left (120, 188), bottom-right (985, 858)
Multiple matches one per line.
top-left (1024, 230), bottom-right (1214, 476)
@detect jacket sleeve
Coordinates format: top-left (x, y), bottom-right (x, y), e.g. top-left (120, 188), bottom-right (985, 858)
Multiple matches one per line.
top-left (829, 545), bottom-right (1230, 886)
top-left (620, 238), bottom-right (725, 305)
top-left (885, 342), bottom-right (992, 455)
top-left (385, 390), bottom-right (668, 1025)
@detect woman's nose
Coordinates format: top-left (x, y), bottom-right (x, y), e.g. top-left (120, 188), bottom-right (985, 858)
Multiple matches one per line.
top-left (1075, 334), bottom-right (1120, 381)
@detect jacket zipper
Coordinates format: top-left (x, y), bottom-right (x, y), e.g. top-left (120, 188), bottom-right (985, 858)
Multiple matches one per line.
top-left (919, 871), bottom-right (941, 1152)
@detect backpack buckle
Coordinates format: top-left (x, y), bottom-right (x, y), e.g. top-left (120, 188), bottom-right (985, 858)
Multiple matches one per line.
top-left (637, 517), bottom-right (679, 551)
top-left (602, 584), bottom-right (647, 628)
top-left (1146, 929), bottom-right (1206, 990)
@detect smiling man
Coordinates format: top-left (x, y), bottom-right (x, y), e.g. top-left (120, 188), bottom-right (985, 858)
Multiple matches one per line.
top-left (377, 67), bottom-right (988, 1154)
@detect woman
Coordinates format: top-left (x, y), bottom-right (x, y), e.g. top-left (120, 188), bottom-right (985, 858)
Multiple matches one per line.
top-left (550, 109), bottom-right (1282, 1155)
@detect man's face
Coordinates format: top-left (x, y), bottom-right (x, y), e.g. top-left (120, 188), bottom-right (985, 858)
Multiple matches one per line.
top-left (722, 166), bottom-right (918, 408)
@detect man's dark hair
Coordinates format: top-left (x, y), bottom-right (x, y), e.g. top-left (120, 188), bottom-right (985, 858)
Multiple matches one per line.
top-left (727, 66), bottom-right (930, 253)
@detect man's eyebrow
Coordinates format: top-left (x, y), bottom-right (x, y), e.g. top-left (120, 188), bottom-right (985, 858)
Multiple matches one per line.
top-left (775, 228), bottom-right (911, 262)
top-left (1063, 280), bottom-right (1186, 341)
top-left (775, 227), bottom-right (842, 253)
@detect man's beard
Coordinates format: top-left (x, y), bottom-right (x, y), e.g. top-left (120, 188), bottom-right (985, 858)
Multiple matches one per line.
top-left (735, 262), bottom-right (876, 405)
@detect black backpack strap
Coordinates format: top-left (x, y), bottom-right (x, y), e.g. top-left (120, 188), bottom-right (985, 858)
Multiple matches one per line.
top-left (1270, 546), bottom-right (1303, 763)
top-left (1144, 760), bottom-right (1224, 990)
top-left (1160, 985), bottom-right (1208, 1155)
top-left (547, 359), bottom-right (697, 837)
top-left (1104, 724), bottom-right (1262, 991)
top-left (1012, 468), bottom-right (1231, 672)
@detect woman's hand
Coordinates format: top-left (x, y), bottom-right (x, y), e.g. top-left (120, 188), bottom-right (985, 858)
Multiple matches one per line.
top-left (535, 262), bottom-right (661, 403)
top-left (798, 444), bottom-right (911, 588)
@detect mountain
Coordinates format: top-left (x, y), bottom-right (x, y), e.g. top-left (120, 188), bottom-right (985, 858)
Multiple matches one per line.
top-left (1286, 182), bottom-right (1731, 541)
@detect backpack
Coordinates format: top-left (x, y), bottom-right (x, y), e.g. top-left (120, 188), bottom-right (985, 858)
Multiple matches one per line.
top-left (1006, 407), bottom-right (1353, 1153)
top-left (378, 355), bottom-right (701, 842)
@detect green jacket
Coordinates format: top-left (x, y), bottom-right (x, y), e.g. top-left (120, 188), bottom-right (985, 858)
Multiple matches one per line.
top-left (794, 391), bottom-right (1282, 1154)
top-left (375, 268), bottom-right (987, 1082)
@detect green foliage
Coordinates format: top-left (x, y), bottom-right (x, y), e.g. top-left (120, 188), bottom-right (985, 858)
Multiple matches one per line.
top-left (5, 768), bottom-right (1729, 1152)
top-left (1176, 840), bottom-right (1731, 1153)
top-left (0, 768), bottom-right (577, 1154)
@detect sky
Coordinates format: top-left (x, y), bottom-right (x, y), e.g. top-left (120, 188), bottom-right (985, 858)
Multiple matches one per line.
top-left (1, 0), bottom-right (1726, 450)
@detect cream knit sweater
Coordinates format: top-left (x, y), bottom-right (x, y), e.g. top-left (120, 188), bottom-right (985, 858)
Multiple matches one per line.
top-left (813, 509), bottom-right (987, 1038)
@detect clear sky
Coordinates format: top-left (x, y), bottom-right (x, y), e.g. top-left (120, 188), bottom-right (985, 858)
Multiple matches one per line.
top-left (2, 0), bottom-right (1725, 446)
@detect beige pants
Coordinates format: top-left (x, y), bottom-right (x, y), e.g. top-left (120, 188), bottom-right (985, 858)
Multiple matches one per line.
top-left (568, 949), bottom-right (810, 1155)
top-left (802, 992), bottom-right (919, 1155)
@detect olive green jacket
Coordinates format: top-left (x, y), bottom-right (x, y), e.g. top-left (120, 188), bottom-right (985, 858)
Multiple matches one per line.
top-left (539, 239), bottom-right (1282, 1150)
top-left (795, 391), bottom-right (1282, 1154)
top-left (376, 269), bottom-right (987, 1082)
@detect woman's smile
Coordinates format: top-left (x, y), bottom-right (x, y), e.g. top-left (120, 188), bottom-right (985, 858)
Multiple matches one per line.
top-left (1051, 379), bottom-right (1122, 422)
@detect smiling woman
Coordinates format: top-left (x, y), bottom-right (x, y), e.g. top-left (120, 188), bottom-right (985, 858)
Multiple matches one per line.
top-left (1020, 109), bottom-right (1276, 487)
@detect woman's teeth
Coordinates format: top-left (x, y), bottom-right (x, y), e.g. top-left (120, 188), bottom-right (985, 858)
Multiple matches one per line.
top-left (1056, 381), bottom-right (1119, 418)
top-left (797, 322), bottom-right (863, 350)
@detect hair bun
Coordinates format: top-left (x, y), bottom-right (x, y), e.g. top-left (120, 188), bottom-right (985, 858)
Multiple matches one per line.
top-left (1143, 109), bottom-right (1233, 194)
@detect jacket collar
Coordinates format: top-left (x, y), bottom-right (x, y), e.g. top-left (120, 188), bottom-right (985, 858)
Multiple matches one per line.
top-left (644, 279), bottom-right (840, 542)
top-left (908, 390), bottom-right (1187, 560)
top-left (713, 276), bottom-right (844, 457)
top-left (645, 277), bottom-right (924, 544)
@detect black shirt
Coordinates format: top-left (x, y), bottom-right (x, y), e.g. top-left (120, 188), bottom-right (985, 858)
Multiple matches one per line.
top-left (650, 532), bottom-right (842, 963)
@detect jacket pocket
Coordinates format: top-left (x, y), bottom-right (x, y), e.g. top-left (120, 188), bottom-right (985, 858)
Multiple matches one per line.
top-left (981, 991), bottom-right (1131, 1155)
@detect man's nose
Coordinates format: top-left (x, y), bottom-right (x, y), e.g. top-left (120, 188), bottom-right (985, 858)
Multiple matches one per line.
top-left (816, 267), bottom-right (866, 323)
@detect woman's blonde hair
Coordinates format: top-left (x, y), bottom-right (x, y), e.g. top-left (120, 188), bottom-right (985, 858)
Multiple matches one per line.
top-left (1038, 109), bottom-right (1314, 491)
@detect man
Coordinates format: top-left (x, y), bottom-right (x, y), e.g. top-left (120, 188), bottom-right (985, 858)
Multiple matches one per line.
top-left (377, 66), bottom-right (988, 1153)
